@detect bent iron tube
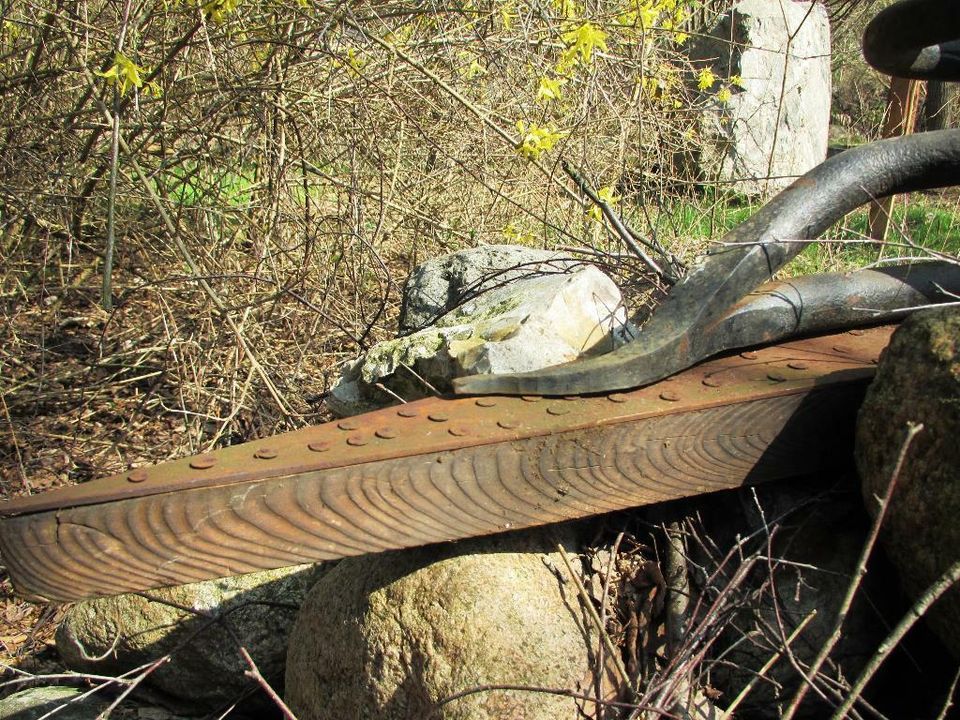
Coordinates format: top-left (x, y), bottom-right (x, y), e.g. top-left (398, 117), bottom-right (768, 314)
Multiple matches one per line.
top-left (454, 130), bottom-right (960, 396)
top-left (862, 0), bottom-right (960, 81)
top-left (457, 0), bottom-right (960, 397)
top-left (709, 261), bottom-right (960, 351)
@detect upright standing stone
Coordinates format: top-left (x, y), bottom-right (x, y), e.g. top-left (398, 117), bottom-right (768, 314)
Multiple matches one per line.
top-left (691, 0), bottom-right (831, 195)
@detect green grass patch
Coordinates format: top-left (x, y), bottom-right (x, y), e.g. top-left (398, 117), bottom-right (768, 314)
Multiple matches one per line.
top-left (646, 191), bottom-right (960, 276)
top-left (158, 162), bottom-right (255, 208)
top-left (792, 198), bottom-right (960, 275)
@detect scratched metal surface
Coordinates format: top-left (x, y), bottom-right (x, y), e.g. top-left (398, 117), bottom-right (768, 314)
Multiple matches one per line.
top-left (0, 326), bottom-right (891, 602)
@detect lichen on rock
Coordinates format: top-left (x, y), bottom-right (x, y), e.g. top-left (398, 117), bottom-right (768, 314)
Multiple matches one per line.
top-left (856, 307), bottom-right (960, 656)
top-left (328, 248), bottom-right (632, 417)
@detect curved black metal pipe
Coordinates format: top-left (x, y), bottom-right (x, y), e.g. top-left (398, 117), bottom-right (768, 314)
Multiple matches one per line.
top-left (712, 261), bottom-right (960, 352)
top-left (863, 0), bottom-right (960, 80)
top-left (454, 130), bottom-right (960, 395)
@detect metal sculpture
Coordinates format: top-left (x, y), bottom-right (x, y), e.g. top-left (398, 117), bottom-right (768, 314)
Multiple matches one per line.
top-left (454, 0), bottom-right (960, 396)
top-left (1, 325), bottom-right (892, 601)
top-left (1, 0), bottom-right (959, 601)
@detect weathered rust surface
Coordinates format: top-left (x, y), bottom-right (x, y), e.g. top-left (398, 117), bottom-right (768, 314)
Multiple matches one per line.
top-left (0, 326), bottom-right (892, 602)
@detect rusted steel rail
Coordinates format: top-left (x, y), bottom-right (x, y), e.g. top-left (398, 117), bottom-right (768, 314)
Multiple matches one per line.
top-left (0, 325), bottom-right (892, 602)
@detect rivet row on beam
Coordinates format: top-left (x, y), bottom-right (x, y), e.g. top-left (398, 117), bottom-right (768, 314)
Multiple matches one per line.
top-left (159, 339), bottom-right (876, 484)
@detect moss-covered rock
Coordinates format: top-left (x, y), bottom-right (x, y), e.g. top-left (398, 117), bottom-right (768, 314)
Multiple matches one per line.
top-left (328, 262), bottom-right (632, 417)
top-left (856, 307), bottom-right (960, 655)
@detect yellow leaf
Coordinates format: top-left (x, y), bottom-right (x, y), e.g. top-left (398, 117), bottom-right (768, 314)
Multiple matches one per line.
top-left (697, 67), bottom-right (716, 91)
top-left (503, 222), bottom-right (534, 243)
top-left (96, 52), bottom-right (149, 96)
top-left (596, 185), bottom-right (619, 205)
top-left (560, 22), bottom-right (608, 65)
top-left (500, 1), bottom-right (516, 30)
top-left (200, 0), bottom-right (239, 23)
top-left (346, 47), bottom-right (365, 72)
top-left (2, 20), bottom-right (21, 39)
top-left (515, 121), bottom-right (568, 160)
top-left (637, 2), bottom-right (659, 27)
top-left (588, 185), bottom-right (619, 222)
top-left (385, 25), bottom-right (412, 49)
top-left (536, 75), bottom-right (567, 103)
top-left (555, 0), bottom-right (580, 19)
top-left (461, 56), bottom-right (486, 80)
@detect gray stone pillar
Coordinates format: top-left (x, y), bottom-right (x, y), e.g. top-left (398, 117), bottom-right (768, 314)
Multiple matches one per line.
top-left (692, 0), bottom-right (832, 196)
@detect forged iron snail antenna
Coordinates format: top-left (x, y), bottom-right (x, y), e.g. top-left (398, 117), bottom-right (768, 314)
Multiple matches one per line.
top-left (862, 0), bottom-right (960, 81)
top-left (454, 0), bottom-right (960, 397)
top-left (453, 130), bottom-right (960, 396)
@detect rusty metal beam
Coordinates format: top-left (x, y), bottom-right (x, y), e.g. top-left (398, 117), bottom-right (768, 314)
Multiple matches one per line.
top-left (0, 326), bottom-right (893, 602)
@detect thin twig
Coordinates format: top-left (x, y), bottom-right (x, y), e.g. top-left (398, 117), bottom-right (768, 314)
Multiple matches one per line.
top-left (238, 644), bottom-right (299, 720)
top-left (721, 610), bottom-right (818, 719)
top-left (337, 10), bottom-right (582, 206)
top-left (101, 1), bottom-right (130, 311)
top-left (754, 489), bottom-right (831, 709)
top-left (562, 159), bottom-right (677, 285)
top-left (398, 362), bottom-right (442, 397)
top-left (556, 542), bottom-right (634, 700)
top-left (54, 13), bottom-right (296, 421)
top-left (596, 531), bottom-right (625, 720)
top-left (94, 655), bottom-right (171, 720)
top-left (936, 663), bottom-right (960, 720)
top-left (662, 520), bottom-right (694, 714)
top-left (429, 682), bottom-right (673, 718)
top-left (931, 281), bottom-right (960, 300)
top-left (130, 592), bottom-right (300, 717)
top-left (0, 390), bottom-right (28, 492)
top-left (831, 560), bottom-right (960, 720)
top-left (851, 300), bottom-right (960, 316)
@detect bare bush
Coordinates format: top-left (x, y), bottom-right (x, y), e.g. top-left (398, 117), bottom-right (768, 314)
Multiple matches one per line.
top-left (0, 0), bottom-right (731, 493)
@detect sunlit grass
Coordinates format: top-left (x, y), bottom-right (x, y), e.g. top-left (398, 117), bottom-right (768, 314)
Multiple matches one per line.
top-left (157, 163), bottom-right (255, 208)
top-left (793, 197), bottom-right (960, 274)
top-left (643, 190), bottom-right (960, 276)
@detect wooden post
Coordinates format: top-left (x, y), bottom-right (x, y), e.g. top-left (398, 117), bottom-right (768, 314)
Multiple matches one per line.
top-left (924, 80), bottom-right (955, 131)
top-left (868, 77), bottom-right (922, 241)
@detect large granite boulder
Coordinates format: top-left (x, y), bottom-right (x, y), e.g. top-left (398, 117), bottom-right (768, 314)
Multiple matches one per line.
top-left (284, 531), bottom-right (596, 720)
top-left (856, 307), bottom-right (960, 655)
top-left (56, 564), bottom-right (326, 712)
top-left (398, 244), bottom-right (583, 333)
top-left (691, 0), bottom-right (831, 195)
top-left (329, 246), bottom-right (632, 416)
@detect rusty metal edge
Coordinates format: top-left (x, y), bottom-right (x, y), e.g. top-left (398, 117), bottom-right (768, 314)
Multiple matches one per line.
top-left (0, 325), bottom-right (892, 517)
top-left (2, 380), bottom-right (871, 602)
